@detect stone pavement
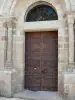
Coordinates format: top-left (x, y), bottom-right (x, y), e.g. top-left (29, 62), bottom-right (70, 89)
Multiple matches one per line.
top-left (0, 91), bottom-right (64, 100)
top-left (0, 91), bottom-right (65, 100)
top-left (0, 97), bottom-right (26, 100)
top-left (0, 97), bottom-right (23, 100)
top-left (0, 97), bottom-right (64, 100)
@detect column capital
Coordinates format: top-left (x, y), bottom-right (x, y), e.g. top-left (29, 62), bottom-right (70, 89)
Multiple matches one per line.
top-left (3, 22), bottom-right (8, 28)
top-left (67, 14), bottom-right (74, 24)
top-left (3, 21), bottom-right (16, 29)
top-left (7, 20), bottom-right (17, 29)
top-left (3, 17), bottom-right (17, 29)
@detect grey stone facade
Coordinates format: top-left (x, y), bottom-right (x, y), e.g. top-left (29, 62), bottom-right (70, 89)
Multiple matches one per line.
top-left (0, 0), bottom-right (75, 100)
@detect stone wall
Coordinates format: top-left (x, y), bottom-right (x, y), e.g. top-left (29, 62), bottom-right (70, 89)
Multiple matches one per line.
top-left (0, 69), bottom-right (16, 97)
top-left (0, 0), bottom-right (75, 99)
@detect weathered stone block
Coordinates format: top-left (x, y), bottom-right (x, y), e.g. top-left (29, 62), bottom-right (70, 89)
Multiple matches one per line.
top-left (64, 73), bottom-right (75, 84)
top-left (0, 69), bottom-right (17, 97)
top-left (64, 72), bottom-right (75, 98)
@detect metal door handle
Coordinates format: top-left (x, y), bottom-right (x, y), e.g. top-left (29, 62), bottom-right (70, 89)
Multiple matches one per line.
top-left (42, 69), bottom-right (47, 74)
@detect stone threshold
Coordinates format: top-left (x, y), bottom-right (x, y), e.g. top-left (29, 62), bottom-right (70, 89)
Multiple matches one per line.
top-left (13, 90), bottom-right (63, 100)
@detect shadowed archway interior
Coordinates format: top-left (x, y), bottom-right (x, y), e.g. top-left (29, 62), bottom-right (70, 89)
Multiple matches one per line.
top-left (25, 4), bottom-right (58, 22)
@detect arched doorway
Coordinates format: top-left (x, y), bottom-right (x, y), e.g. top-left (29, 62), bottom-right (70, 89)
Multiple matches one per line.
top-left (25, 4), bottom-right (58, 91)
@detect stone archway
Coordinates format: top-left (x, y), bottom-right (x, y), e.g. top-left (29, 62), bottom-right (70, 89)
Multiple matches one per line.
top-left (24, 3), bottom-right (58, 91)
top-left (24, 1), bottom-right (58, 21)
top-left (12, 0), bottom-right (68, 97)
top-left (0, 0), bottom-right (70, 98)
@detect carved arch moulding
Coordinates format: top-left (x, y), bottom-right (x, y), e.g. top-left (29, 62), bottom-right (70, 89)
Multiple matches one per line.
top-left (9, 0), bottom-right (66, 21)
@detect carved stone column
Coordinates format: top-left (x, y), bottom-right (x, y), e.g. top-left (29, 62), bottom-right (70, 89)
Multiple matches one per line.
top-left (6, 20), bottom-right (13, 69)
top-left (67, 15), bottom-right (74, 63)
top-left (6, 22), bottom-right (12, 68)
top-left (67, 15), bottom-right (74, 68)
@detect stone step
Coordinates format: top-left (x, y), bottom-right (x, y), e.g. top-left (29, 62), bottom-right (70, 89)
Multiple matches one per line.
top-left (15, 97), bottom-right (63, 100)
top-left (13, 90), bottom-right (64, 100)
top-left (0, 97), bottom-right (64, 100)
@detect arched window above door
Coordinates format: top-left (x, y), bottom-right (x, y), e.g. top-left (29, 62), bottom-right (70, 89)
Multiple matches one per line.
top-left (25, 5), bottom-right (58, 22)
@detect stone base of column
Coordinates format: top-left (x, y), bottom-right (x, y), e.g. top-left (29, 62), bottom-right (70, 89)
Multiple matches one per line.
top-left (0, 69), bottom-right (16, 97)
top-left (64, 72), bottom-right (75, 100)
top-left (5, 61), bottom-right (13, 69)
top-left (67, 63), bottom-right (75, 72)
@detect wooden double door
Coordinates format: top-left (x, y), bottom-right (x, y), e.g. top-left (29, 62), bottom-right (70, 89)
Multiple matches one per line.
top-left (25, 31), bottom-right (58, 91)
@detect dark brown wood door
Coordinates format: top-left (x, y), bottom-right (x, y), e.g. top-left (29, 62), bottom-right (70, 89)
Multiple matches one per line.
top-left (25, 31), bottom-right (58, 91)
